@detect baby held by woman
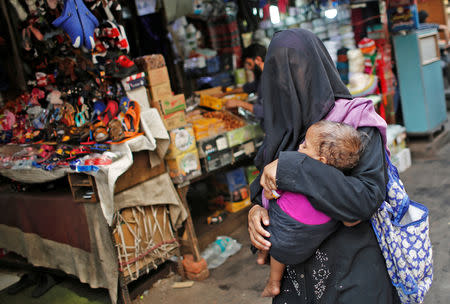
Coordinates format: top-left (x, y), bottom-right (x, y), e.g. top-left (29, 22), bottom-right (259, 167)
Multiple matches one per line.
top-left (260, 120), bottom-right (364, 297)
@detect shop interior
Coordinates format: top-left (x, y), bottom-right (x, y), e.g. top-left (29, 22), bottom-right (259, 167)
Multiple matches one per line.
top-left (0, 0), bottom-right (448, 303)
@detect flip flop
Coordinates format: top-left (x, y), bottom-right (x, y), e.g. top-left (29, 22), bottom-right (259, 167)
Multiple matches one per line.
top-left (123, 100), bottom-right (140, 137)
top-left (99, 100), bottom-right (119, 126)
top-left (92, 121), bottom-right (109, 143)
top-left (108, 118), bottom-right (125, 142)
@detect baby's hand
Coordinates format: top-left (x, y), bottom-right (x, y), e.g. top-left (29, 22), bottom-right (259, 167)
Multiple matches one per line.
top-left (264, 190), bottom-right (274, 200)
top-left (263, 190), bottom-right (280, 200)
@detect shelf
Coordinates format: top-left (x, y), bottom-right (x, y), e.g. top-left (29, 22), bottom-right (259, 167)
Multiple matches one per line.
top-left (67, 173), bottom-right (98, 204)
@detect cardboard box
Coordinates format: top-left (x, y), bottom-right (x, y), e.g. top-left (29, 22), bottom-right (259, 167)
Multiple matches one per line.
top-left (135, 54), bottom-right (166, 70)
top-left (165, 147), bottom-right (202, 184)
top-left (214, 168), bottom-right (249, 202)
top-left (152, 94), bottom-right (186, 115)
top-left (166, 126), bottom-right (196, 157)
top-left (162, 110), bottom-right (187, 131)
top-left (201, 149), bottom-right (233, 173)
top-left (194, 86), bottom-right (222, 97)
top-left (149, 81), bottom-right (172, 101)
top-left (197, 133), bottom-right (229, 158)
top-left (225, 197), bottom-right (251, 213)
top-left (146, 66), bottom-right (170, 87)
top-left (199, 94), bottom-right (224, 110)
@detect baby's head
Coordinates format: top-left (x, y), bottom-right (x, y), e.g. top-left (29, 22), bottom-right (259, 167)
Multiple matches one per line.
top-left (298, 121), bottom-right (363, 171)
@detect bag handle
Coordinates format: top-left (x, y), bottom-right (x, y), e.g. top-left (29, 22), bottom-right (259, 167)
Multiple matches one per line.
top-left (384, 150), bottom-right (410, 223)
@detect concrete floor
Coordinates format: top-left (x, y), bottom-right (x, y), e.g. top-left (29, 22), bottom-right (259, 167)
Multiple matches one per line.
top-left (134, 133), bottom-right (450, 304)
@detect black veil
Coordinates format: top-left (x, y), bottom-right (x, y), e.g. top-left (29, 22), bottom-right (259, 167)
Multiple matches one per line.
top-left (251, 29), bottom-right (352, 202)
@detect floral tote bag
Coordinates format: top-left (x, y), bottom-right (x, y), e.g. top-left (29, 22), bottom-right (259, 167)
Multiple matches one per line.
top-left (371, 151), bottom-right (433, 303)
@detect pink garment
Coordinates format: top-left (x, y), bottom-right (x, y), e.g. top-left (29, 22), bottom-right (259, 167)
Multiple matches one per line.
top-left (325, 98), bottom-right (389, 154)
top-left (262, 98), bottom-right (388, 224)
top-left (262, 190), bottom-right (331, 225)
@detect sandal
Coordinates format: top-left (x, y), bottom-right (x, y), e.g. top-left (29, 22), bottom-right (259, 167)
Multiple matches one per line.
top-left (123, 100), bottom-right (140, 138)
top-left (61, 102), bottom-right (75, 127)
top-left (108, 118), bottom-right (125, 142)
top-left (99, 100), bottom-right (119, 126)
top-left (92, 121), bottom-right (109, 143)
top-left (75, 104), bottom-right (89, 127)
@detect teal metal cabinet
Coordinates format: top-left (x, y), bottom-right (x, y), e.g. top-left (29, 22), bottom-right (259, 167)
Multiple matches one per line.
top-left (393, 28), bottom-right (447, 135)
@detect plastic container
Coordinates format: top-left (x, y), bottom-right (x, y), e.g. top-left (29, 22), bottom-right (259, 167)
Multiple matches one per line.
top-left (201, 236), bottom-right (241, 269)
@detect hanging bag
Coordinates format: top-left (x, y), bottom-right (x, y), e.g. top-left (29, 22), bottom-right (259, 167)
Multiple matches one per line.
top-left (371, 151), bottom-right (433, 303)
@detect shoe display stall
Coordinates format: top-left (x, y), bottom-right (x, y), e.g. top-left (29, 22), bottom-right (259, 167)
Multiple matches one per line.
top-left (0, 2), bottom-right (203, 304)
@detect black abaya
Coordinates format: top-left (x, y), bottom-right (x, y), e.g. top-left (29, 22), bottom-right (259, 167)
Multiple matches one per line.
top-left (249, 29), bottom-right (398, 303)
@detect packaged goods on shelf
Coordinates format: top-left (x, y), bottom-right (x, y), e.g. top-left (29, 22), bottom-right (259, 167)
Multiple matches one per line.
top-left (165, 147), bottom-right (201, 184)
top-left (198, 90), bottom-right (248, 111)
top-left (225, 197), bottom-right (251, 213)
top-left (226, 124), bottom-right (255, 147)
top-left (199, 94), bottom-right (224, 110)
top-left (166, 125), bottom-right (196, 157)
top-left (188, 110), bottom-right (245, 141)
top-left (121, 72), bottom-right (146, 91)
top-left (191, 117), bottom-right (227, 141)
top-left (197, 133), bottom-right (229, 158)
top-left (201, 149), bottom-right (233, 173)
top-left (213, 168), bottom-right (251, 213)
top-left (232, 140), bottom-right (255, 163)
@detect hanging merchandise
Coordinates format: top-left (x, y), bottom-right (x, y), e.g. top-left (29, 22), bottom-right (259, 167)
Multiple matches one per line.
top-left (358, 37), bottom-right (377, 75)
top-left (162, 0), bottom-right (194, 23)
top-left (204, 1), bottom-right (242, 67)
top-left (336, 47), bottom-right (349, 85)
top-left (52, 0), bottom-right (99, 49)
top-left (387, 0), bottom-right (419, 32)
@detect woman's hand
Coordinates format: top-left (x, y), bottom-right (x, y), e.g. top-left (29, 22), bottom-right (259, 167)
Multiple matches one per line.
top-left (248, 205), bottom-right (271, 251)
top-left (260, 159), bottom-right (278, 194)
top-left (224, 99), bottom-right (241, 109)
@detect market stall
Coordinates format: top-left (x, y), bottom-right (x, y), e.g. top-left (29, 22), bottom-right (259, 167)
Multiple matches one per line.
top-left (0, 2), bottom-right (200, 303)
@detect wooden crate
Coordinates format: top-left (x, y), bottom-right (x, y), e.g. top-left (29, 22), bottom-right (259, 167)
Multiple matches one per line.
top-left (115, 151), bottom-right (166, 194)
top-left (67, 173), bottom-right (98, 203)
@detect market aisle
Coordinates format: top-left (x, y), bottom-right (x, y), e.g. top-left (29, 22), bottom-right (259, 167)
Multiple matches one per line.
top-left (135, 224), bottom-right (272, 304)
top-left (400, 139), bottom-right (450, 304)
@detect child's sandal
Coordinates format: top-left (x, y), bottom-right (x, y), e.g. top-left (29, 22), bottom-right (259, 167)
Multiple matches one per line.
top-left (108, 118), bottom-right (125, 142)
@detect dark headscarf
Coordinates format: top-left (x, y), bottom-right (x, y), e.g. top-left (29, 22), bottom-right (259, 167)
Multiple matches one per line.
top-left (251, 29), bottom-right (352, 201)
